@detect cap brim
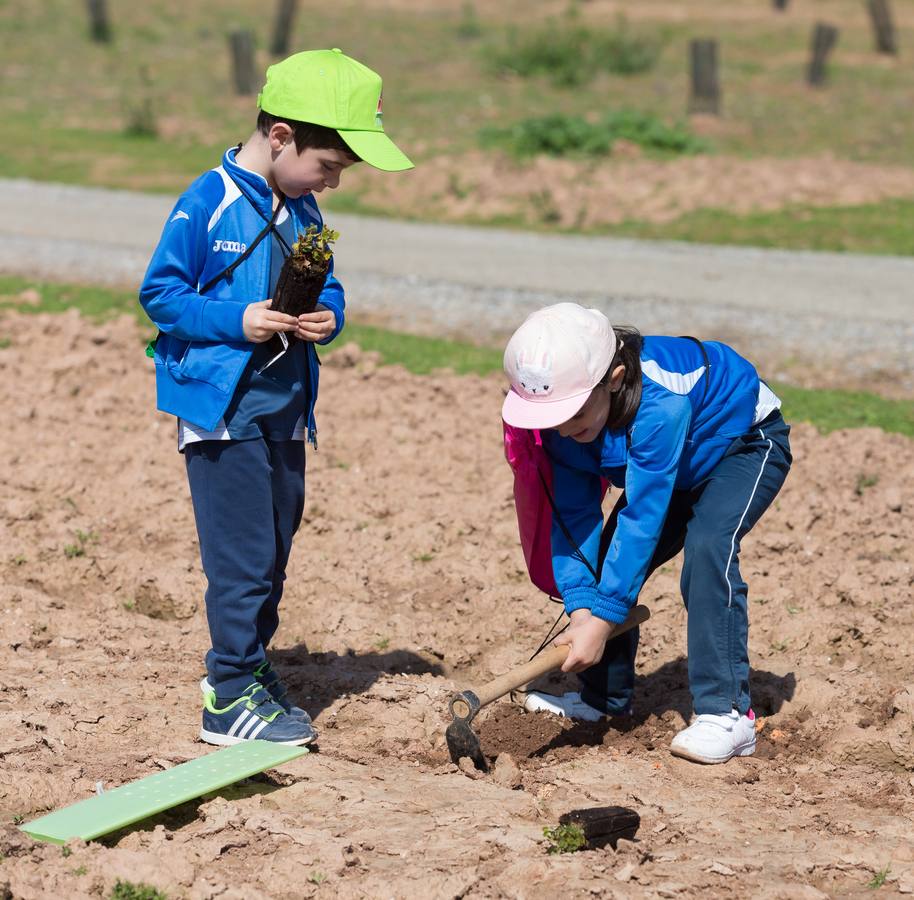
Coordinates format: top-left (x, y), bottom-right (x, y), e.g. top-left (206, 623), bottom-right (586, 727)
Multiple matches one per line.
top-left (501, 386), bottom-right (592, 430)
top-left (338, 129), bottom-right (414, 172)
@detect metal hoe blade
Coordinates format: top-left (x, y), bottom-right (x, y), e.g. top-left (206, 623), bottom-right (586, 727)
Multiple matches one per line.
top-left (445, 690), bottom-right (488, 772)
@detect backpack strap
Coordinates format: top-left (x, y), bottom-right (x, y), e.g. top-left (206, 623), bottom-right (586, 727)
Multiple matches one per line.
top-left (146, 193), bottom-right (286, 357)
top-left (537, 451), bottom-right (600, 583)
top-left (199, 195), bottom-right (286, 293)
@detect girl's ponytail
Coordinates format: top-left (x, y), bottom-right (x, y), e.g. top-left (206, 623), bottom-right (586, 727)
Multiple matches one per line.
top-left (604, 326), bottom-right (643, 431)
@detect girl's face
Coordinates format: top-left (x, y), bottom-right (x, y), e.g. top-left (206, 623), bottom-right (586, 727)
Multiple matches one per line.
top-left (554, 365), bottom-right (625, 443)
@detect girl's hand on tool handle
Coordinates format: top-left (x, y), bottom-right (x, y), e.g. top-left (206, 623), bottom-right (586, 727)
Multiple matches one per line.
top-left (555, 609), bottom-right (615, 673)
top-left (243, 299), bottom-right (298, 343)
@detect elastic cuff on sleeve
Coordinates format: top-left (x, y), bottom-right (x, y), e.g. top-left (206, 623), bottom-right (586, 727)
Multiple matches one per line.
top-left (562, 587), bottom-right (597, 616)
top-left (591, 595), bottom-right (631, 625)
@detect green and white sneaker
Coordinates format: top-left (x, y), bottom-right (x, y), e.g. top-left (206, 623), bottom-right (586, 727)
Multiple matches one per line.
top-left (252, 661), bottom-right (312, 724)
top-left (200, 683), bottom-right (317, 747)
top-left (200, 667), bottom-right (312, 724)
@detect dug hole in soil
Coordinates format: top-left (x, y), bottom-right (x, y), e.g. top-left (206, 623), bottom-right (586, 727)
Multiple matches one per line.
top-left (0, 310), bottom-right (912, 899)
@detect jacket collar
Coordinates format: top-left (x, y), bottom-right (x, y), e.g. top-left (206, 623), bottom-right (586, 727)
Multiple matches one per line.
top-left (222, 145), bottom-right (277, 213)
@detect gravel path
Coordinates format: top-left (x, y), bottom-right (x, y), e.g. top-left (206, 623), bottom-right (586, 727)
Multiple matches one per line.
top-left (1, 177), bottom-right (911, 391)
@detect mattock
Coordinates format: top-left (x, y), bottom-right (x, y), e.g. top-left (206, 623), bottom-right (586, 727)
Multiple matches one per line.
top-left (445, 604), bottom-right (651, 771)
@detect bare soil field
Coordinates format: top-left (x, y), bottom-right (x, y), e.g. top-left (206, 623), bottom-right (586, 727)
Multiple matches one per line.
top-left (343, 150), bottom-right (914, 230)
top-left (1, 311), bottom-right (913, 899)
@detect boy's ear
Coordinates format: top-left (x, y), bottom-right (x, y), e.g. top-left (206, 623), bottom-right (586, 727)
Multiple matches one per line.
top-left (268, 122), bottom-right (294, 151)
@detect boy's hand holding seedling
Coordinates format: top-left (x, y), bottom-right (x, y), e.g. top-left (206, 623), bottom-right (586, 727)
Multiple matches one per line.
top-left (242, 299), bottom-right (298, 343)
top-left (295, 304), bottom-right (336, 342)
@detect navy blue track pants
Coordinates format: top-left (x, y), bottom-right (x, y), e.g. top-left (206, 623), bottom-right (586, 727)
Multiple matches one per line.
top-left (185, 439), bottom-right (305, 699)
top-left (579, 412), bottom-right (792, 717)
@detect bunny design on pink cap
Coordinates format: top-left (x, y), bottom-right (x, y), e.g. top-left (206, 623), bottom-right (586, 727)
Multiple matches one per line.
top-left (514, 349), bottom-right (556, 397)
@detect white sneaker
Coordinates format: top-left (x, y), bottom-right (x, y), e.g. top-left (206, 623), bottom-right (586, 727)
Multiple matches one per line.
top-left (670, 708), bottom-right (756, 764)
top-left (523, 691), bottom-right (605, 722)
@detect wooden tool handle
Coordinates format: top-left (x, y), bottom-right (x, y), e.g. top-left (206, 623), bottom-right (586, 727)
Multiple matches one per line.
top-left (473, 604), bottom-right (651, 709)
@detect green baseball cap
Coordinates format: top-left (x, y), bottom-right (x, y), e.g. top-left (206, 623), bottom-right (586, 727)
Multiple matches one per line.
top-left (257, 48), bottom-right (413, 172)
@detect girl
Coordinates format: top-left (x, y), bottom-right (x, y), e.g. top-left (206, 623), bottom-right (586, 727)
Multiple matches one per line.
top-left (501, 303), bottom-right (791, 764)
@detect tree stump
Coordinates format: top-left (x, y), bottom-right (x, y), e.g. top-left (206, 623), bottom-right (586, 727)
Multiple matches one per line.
top-left (807, 22), bottom-right (839, 87)
top-left (688, 39), bottom-right (720, 115)
top-left (270, 0), bottom-right (299, 57)
top-left (867, 0), bottom-right (897, 55)
top-left (85, 0), bottom-right (111, 42)
top-left (229, 30), bottom-right (257, 96)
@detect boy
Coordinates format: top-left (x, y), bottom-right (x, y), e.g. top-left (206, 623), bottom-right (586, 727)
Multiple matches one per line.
top-left (139, 49), bottom-right (412, 745)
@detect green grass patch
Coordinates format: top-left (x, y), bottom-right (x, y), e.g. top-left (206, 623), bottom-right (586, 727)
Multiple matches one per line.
top-left (490, 15), bottom-right (664, 86)
top-left (337, 322), bottom-right (502, 376)
top-left (1, 275), bottom-right (910, 438)
top-left (608, 199), bottom-right (914, 256)
top-left (482, 110), bottom-right (707, 159)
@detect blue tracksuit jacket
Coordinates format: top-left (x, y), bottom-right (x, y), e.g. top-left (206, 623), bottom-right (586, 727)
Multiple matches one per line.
top-left (139, 146), bottom-right (345, 437)
top-left (543, 336), bottom-right (771, 624)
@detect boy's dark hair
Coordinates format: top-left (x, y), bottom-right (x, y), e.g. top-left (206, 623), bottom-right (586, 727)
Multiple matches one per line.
top-left (602, 326), bottom-right (643, 431)
top-left (257, 111), bottom-right (361, 161)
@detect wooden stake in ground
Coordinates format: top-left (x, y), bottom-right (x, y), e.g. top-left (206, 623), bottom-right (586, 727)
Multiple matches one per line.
top-left (867, 0), bottom-right (897, 55)
top-left (85, 0), bottom-right (111, 42)
top-left (229, 29), bottom-right (257, 96)
top-left (270, 0), bottom-right (299, 57)
top-left (688, 39), bottom-right (720, 115)
top-left (807, 22), bottom-right (839, 87)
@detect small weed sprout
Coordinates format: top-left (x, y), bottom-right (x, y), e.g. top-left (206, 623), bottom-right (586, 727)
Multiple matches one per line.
top-left (374, 637), bottom-right (391, 651)
top-left (307, 870), bottom-right (328, 885)
top-left (855, 473), bottom-right (879, 496)
top-left (109, 881), bottom-right (169, 900)
top-left (543, 822), bottom-right (586, 854)
top-left (64, 529), bottom-right (97, 559)
top-left (868, 864), bottom-right (890, 888)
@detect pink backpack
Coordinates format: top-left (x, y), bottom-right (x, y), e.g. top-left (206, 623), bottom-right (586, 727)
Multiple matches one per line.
top-left (503, 423), bottom-right (607, 597)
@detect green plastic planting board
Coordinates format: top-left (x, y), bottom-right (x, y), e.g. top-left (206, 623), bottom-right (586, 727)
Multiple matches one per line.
top-left (20, 741), bottom-right (308, 844)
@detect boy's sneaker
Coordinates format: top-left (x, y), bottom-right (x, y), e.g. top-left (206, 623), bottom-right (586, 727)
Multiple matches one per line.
top-left (200, 669), bottom-right (312, 724)
top-left (252, 661), bottom-right (312, 723)
top-left (523, 690), bottom-right (607, 722)
top-left (200, 683), bottom-right (317, 747)
top-left (669, 708), bottom-right (756, 764)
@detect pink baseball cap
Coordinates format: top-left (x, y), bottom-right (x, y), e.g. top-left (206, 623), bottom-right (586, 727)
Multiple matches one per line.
top-left (502, 303), bottom-right (615, 429)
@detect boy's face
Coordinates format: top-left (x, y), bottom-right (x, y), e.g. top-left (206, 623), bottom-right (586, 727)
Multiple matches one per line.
top-left (269, 125), bottom-right (356, 199)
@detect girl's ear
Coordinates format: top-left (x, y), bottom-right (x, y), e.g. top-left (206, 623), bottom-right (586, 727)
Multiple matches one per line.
top-left (609, 364), bottom-right (625, 392)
